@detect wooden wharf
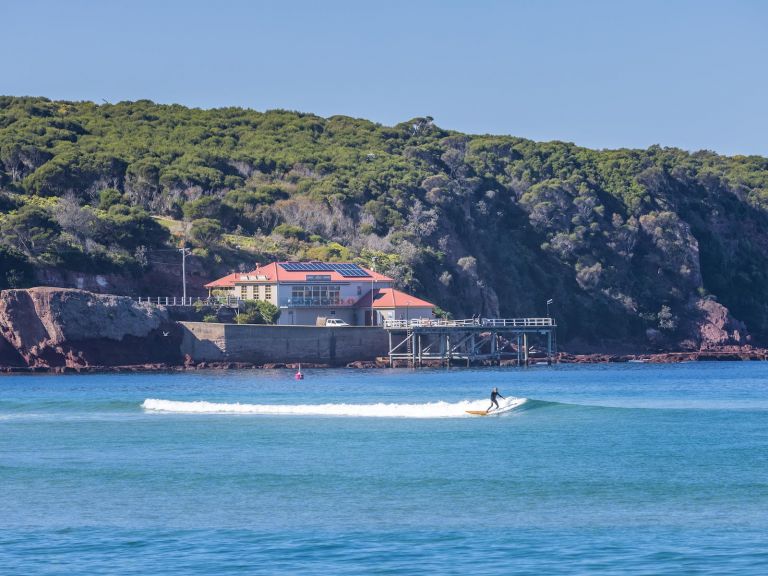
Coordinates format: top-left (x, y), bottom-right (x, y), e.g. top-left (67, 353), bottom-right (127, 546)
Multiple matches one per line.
top-left (383, 317), bottom-right (557, 367)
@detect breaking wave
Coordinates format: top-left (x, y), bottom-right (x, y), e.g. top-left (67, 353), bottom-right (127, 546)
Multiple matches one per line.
top-left (141, 397), bottom-right (528, 418)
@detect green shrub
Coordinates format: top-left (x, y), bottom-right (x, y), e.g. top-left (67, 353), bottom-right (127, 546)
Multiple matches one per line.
top-left (0, 246), bottom-right (33, 289)
top-left (98, 188), bottom-right (122, 210)
top-left (273, 223), bottom-right (307, 240)
top-left (182, 196), bottom-right (221, 220)
top-left (235, 299), bottom-right (281, 325)
top-left (189, 218), bottom-right (222, 245)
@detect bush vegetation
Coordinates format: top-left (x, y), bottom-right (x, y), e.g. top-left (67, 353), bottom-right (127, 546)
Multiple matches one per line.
top-left (235, 300), bottom-right (281, 325)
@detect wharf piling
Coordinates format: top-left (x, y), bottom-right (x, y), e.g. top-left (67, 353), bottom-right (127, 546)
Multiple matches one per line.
top-left (383, 318), bottom-right (556, 367)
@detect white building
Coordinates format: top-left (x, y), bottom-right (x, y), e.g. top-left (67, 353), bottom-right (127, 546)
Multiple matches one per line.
top-left (205, 261), bottom-right (436, 326)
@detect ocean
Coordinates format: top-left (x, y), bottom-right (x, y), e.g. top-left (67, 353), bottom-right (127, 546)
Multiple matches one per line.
top-left (2, 363), bottom-right (768, 574)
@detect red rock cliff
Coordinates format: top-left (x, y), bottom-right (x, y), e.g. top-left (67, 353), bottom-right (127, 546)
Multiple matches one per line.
top-left (0, 288), bottom-right (182, 368)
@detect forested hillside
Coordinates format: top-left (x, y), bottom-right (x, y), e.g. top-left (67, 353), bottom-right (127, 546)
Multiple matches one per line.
top-left (2, 96), bottom-right (768, 349)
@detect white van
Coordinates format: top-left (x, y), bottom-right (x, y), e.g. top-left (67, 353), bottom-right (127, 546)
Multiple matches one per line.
top-left (325, 318), bottom-right (349, 327)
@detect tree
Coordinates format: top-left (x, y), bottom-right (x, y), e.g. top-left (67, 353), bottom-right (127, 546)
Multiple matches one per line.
top-left (304, 242), bottom-right (350, 261)
top-left (0, 205), bottom-right (60, 258)
top-left (97, 204), bottom-right (169, 250)
top-left (0, 246), bottom-right (32, 289)
top-left (235, 300), bottom-right (280, 324)
top-left (98, 188), bottom-right (123, 210)
top-left (189, 218), bottom-right (222, 246)
top-left (55, 193), bottom-right (97, 246)
top-left (657, 305), bottom-right (677, 331)
top-left (457, 256), bottom-right (478, 277)
top-left (274, 223), bottom-right (307, 240)
top-left (134, 245), bottom-right (149, 269)
top-left (182, 196), bottom-right (221, 220)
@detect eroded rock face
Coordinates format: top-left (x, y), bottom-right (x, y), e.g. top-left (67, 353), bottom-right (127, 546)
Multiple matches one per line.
top-left (0, 287), bottom-right (182, 368)
top-left (694, 298), bottom-right (748, 349)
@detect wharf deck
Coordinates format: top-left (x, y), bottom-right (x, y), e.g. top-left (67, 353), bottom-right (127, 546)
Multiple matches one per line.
top-left (383, 317), bottom-right (554, 330)
top-left (382, 317), bottom-right (557, 367)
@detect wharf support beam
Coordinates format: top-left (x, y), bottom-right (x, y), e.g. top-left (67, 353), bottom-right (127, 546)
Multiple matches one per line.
top-left (383, 318), bottom-right (557, 368)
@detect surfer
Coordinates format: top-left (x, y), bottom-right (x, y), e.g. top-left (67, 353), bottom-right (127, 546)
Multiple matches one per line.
top-left (487, 387), bottom-right (505, 412)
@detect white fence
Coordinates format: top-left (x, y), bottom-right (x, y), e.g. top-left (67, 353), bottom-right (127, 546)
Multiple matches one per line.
top-left (136, 296), bottom-right (242, 307)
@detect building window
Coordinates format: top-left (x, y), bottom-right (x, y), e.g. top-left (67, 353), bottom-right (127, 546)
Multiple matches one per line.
top-left (265, 285), bottom-right (272, 301)
top-left (290, 284), bottom-right (341, 305)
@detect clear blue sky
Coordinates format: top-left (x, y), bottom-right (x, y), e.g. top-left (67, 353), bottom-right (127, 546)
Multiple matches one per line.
top-left (3, 0), bottom-right (766, 156)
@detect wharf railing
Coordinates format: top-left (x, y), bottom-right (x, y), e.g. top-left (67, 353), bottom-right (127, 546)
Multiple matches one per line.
top-left (383, 317), bottom-right (555, 329)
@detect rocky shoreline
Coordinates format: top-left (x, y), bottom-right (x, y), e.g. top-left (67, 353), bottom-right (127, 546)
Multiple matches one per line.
top-left (3, 347), bottom-right (767, 374)
top-left (1, 287), bottom-right (766, 375)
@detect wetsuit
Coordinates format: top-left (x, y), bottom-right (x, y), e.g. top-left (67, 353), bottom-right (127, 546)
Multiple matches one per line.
top-left (488, 390), bottom-right (505, 412)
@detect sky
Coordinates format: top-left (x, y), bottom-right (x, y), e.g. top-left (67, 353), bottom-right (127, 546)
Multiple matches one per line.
top-left (2, 0), bottom-right (767, 156)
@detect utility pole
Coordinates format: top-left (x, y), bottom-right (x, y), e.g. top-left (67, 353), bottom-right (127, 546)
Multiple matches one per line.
top-left (180, 247), bottom-right (190, 300)
top-left (369, 257), bottom-right (377, 327)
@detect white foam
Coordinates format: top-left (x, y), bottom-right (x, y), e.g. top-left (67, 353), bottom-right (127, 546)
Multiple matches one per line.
top-left (141, 397), bottom-right (526, 418)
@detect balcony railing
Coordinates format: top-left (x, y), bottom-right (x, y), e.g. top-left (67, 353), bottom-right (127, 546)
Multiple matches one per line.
top-left (285, 298), bottom-right (352, 307)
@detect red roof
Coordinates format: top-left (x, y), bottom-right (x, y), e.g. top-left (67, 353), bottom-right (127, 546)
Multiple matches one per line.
top-left (355, 288), bottom-right (434, 309)
top-left (214, 262), bottom-right (394, 284)
top-left (204, 272), bottom-right (242, 289)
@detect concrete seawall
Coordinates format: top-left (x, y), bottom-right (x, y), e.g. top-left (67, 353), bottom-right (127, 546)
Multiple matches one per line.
top-left (180, 322), bottom-right (389, 365)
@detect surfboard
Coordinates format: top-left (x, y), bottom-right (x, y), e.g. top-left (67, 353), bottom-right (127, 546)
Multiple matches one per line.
top-left (465, 410), bottom-right (490, 416)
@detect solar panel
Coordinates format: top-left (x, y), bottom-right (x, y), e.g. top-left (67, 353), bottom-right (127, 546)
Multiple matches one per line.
top-left (279, 262), bottom-right (371, 277)
top-left (280, 262), bottom-right (305, 271)
top-left (331, 263), bottom-right (370, 277)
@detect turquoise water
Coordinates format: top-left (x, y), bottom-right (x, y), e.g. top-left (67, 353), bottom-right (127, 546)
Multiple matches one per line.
top-left (2, 363), bottom-right (768, 574)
